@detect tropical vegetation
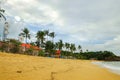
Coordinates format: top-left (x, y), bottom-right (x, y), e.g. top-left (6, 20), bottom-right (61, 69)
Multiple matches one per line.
top-left (0, 27), bottom-right (119, 61)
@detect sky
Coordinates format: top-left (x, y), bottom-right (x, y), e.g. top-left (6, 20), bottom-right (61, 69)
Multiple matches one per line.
top-left (0, 0), bottom-right (120, 55)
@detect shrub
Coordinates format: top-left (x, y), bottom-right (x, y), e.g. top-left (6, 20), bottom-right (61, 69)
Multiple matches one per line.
top-left (10, 45), bottom-right (19, 53)
top-left (38, 50), bottom-right (45, 56)
top-left (25, 48), bottom-right (33, 55)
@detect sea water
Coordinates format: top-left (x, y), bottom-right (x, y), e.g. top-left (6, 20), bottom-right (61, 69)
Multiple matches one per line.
top-left (92, 61), bottom-right (120, 75)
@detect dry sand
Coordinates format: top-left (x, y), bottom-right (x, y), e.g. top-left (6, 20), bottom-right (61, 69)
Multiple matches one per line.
top-left (0, 52), bottom-right (120, 80)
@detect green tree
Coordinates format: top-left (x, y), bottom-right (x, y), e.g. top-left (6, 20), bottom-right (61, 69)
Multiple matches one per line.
top-left (36, 31), bottom-right (45, 48)
top-left (30, 42), bottom-right (36, 46)
top-left (0, 8), bottom-right (6, 20)
top-left (8, 39), bottom-right (21, 53)
top-left (73, 46), bottom-right (76, 53)
top-left (19, 28), bottom-right (30, 43)
top-left (70, 44), bottom-right (76, 53)
top-left (54, 42), bottom-right (59, 50)
top-left (65, 42), bottom-right (70, 52)
top-left (64, 43), bottom-right (67, 51)
top-left (65, 42), bottom-right (68, 51)
top-left (44, 30), bottom-right (49, 41)
top-left (78, 45), bottom-right (82, 53)
top-left (64, 42), bottom-right (70, 57)
top-left (49, 32), bottom-right (55, 43)
top-left (58, 40), bottom-right (64, 50)
top-left (45, 40), bottom-right (54, 54)
top-left (0, 42), bottom-right (7, 52)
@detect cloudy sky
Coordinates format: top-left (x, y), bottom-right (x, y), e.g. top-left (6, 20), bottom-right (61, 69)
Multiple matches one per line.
top-left (0, 0), bottom-right (120, 55)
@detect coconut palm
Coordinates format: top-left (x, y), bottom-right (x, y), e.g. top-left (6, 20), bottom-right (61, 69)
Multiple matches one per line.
top-left (65, 42), bottom-right (68, 51)
top-left (49, 32), bottom-right (55, 43)
top-left (78, 45), bottom-right (82, 53)
top-left (73, 46), bottom-right (76, 53)
top-left (19, 28), bottom-right (30, 43)
top-left (64, 42), bottom-right (71, 57)
top-left (0, 8), bottom-right (6, 41)
top-left (58, 39), bottom-right (64, 50)
top-left (44, 30), bottom-right (49, 41)
top-left (0, 8), bottom-right (6, 21)
top-left (45, 40), bottom-right (54, 53)
top-left (70, 43), bottom-right (76, 53)
top-left (54, 42), bottom-right (59, 50)
top-left (36, 31), bottom-right (45, 47)
top-left (65, 42), bottom-right (70, 51)
top-left (86, 49), bottom-right (88, 52)
top-left (68, 43), bottom-right (76, 58)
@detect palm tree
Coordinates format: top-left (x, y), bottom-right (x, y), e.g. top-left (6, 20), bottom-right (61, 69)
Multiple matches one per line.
top-left (70, 43), bottom-right (76, 58)
top-left (45, 40), bottom-right (54, 53)
top-left (49, 32), bottom-right (55, 43)
top-left (44, 30), bottom-right (49, 41)
top-left (78, 45), bottom-right (82, 53)
top-left (0, 8), bottom-right (6, 21)
top-left (64, 42), bottom-right (70, 57)
top-left (73, 46), bottom-right (76, 53)
top-left (65, 42), bottom-right (68, 51)
top-left (86, 49), bottom-right (88, 52)
top-left (54, 42), bottom-right (59, 50)
top-left (19, 28), bottom-right (30, 43)
top-left (65, 42), bottom-right (70, 51)
top-left (58, 39), bottom-right (63, 50)
top-left (70, 43), bottom-right (76, 53)
top-left (36, 31), bottom-right (45, 48)
top-left (0, 7), bottom-right (6, 41)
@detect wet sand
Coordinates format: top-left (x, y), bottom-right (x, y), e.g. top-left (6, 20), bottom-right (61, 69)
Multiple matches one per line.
top-left (0, 52), bottom-right (120, 80)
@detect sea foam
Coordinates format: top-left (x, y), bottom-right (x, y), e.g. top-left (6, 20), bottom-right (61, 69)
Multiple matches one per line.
top-left (92, 61), bottom-right (120, 75)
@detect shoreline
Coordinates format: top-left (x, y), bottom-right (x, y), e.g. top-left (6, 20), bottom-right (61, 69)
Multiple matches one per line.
top-left (92, 61), bottom-right (120, 75)
top-left (0, 52), bottom-right (120, 80)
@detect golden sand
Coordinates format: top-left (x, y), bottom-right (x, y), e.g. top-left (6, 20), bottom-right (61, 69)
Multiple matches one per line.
top-left (0, 52), bottom-right (120, 80)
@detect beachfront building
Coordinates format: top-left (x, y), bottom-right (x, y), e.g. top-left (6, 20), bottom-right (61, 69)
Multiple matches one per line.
top-left (20, 43), bottom-right (41, 56)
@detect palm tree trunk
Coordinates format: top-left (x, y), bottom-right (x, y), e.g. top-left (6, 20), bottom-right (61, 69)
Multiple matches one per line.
top-left (25, 35), bottom-right (27, 44)
top-left (25, 36), bottom-right (27, 52)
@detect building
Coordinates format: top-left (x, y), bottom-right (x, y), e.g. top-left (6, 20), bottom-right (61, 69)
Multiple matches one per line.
top-left (20, 43), bottom-right (41, 56)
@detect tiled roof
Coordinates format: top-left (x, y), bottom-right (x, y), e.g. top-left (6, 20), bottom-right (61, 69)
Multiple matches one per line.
top-left (21, 43), bottom-right (41, 50)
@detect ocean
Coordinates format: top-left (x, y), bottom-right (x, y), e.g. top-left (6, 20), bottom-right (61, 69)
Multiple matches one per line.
top-left (92, 61), bottom-right (120, 75)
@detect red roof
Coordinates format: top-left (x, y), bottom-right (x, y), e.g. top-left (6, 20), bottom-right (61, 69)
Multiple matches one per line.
top-left (32, 46), bottom-right (40, 50)
top-left (21, 43), bottom-right (31, 48)
top-left (21, 43), bottom-right (41, 50)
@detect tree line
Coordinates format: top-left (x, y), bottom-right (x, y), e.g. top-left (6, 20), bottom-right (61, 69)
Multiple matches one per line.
top-left (18, 28), bottom-right (118, 60)
top-left (0, 28), bottom-right (119, 61)
top-left (18, 28), bottom-right (81, 53)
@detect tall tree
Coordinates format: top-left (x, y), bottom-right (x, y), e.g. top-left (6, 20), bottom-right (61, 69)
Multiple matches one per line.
top-left (65, 42), bottom-right (68, 51)
top-left (19, 28), bottom-right (30, 43)
top-left (65, 42), bottom-right (70, 52)
top-left (0, 7), bottom-right (6, 21)
top-left (44, 30), bottom-right (49, 41)
top-left (64, 42), bottom-right (70, 57)
top-left (70, 43), bottom-right (76, 53)
top-left (78, 45), bottom-right (82, 53)
top-left (36, 31), bottom-right (45, 47)
top-left (45, 40), bottom-right (54, 54)
top-left (58, 40), bottom-right (64, 50)
top-left (49, 32), bottom-right (55, 43)
top-left (70, 44), bottom-right (76, 58)
top-left (54, 42), bottom-right (59, 50)
top-left (73, 46), bottom-right (76, 53)
top-left (86, 49), bottom-right (88, 52)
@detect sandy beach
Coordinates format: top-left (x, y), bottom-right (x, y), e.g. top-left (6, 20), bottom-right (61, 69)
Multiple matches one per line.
top-left (0, 52), bottom-right (120, 80)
